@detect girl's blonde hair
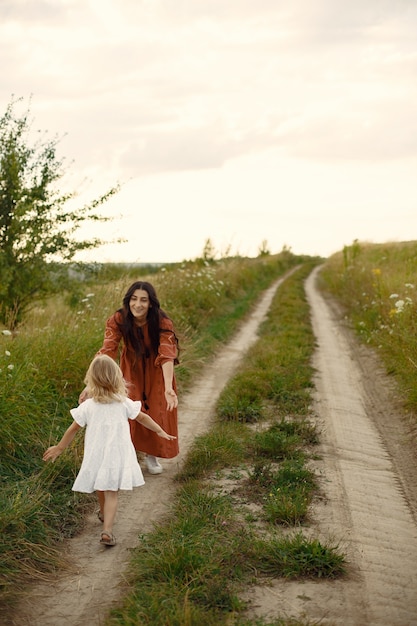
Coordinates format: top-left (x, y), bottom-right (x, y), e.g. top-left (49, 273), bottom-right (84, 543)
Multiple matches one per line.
top-left (84, 355), bottom-right (128, 403)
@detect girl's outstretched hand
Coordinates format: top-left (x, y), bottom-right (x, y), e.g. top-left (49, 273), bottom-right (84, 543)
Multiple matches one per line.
top-left (43, 446), bottom-right (63, 463)
top-left (158, 430), bottom-right (177, 440)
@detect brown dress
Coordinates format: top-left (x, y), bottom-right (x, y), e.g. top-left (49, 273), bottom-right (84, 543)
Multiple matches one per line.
top-left (97, 311), bottom-right (179, 458)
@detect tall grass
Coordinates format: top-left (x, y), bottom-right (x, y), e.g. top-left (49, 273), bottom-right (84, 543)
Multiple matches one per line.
top-left (0, 251), bottom-right (307, 607)
top-left (319, 240), bottom-right (417, 420)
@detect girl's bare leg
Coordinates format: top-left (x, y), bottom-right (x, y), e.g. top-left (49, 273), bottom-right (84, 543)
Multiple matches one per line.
top-left (103, 490), bottom-right (118, 535)
top-left (97, 490), bottom-right (105, 518)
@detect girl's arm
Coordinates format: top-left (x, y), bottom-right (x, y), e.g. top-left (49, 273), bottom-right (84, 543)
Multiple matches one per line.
top-left (43, 421), bottom-right (81, 462)
top-left (135, 411), bottom-right (176, 440)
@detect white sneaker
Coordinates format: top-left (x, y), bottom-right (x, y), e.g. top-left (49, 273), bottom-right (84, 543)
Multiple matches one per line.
top-left (145, 455), bottom-right (163, 474)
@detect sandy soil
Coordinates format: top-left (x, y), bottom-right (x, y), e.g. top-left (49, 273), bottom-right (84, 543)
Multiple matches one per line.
top-left (6, 266), bottom-right (417, 626)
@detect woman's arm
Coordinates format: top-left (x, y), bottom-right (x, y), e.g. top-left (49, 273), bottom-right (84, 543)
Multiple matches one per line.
top-left (79, 314), bottom-right (122, 403)
top-left (161, 360), bottom-right (178, 410)
top-left (43, 421), bottom-right (81, 462)
top-left (96, 313), bottom-right (123, 359)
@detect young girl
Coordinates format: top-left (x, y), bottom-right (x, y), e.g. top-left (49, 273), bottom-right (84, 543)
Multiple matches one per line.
top-left (43, 354), bottom-right (176, 547)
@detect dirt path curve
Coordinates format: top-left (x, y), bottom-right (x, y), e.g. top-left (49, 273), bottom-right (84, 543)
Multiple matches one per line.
top-left (247, 266), bottom-right (417, 625)
top-left (8, 271), bottom-right (295, 626)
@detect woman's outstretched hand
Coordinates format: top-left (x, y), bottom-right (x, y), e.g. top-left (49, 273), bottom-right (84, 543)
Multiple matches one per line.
top-left (79, 387), bottom-right (90, 403)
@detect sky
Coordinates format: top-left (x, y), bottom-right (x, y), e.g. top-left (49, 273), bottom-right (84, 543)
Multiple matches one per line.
top-left (1, 0), bottom-right (416, 264)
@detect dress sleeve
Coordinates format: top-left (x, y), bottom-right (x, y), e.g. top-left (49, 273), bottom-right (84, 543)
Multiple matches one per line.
top-left (70, 402), bottom-right (88, 427)
top-left (154, 318), bottom-right (178, 367)
top-left (125, 398), bottom-right (143, 420)
top-left (96, 313), bottom-right (122, 360)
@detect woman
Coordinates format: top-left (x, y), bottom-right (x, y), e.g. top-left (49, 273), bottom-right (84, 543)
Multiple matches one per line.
top-left (80, 281), bottom-right (179, 474)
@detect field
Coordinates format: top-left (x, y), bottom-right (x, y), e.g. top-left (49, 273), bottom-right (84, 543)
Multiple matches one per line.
top-left (1, 241), bottom-right (417, 625)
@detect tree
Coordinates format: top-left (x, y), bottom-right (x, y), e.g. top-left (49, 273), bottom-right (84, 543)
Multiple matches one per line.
top-left (0, 97), bottom-right (119, 328)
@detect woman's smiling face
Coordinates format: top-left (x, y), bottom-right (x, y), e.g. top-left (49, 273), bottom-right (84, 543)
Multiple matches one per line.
top-left (129, 289), bottom-right (150, 324)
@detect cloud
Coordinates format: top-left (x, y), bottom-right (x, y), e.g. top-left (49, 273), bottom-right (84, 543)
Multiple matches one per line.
top-left (0, 0), bottom-right (416, 263)
top-left (0, 0), bottom-right (65, 23)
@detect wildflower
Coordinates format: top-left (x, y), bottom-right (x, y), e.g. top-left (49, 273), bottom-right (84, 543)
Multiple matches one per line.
top-left (1, 329), bottom-right (12, 336)
top-left (371, 268), bottom-right (381, 276)
top-left (395, 300), bottom-right (405, 313)
top-left (389, 294), bottom-right (399, 299)
top-left (5, 350), bottom-right (11, 356)
top-left (7, 364), bottom-right (14, 370)
top-left (86, 293), bottom-right (95, 298)
top-left (405, 283), bottom-right (414, 289)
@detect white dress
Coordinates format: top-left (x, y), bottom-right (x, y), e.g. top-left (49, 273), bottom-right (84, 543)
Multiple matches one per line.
top-left (70, 397), bottom-right (145, 493)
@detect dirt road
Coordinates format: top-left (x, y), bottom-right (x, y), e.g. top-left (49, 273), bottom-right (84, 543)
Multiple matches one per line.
top-left (8, 266), bottom-right (417, 625)
top-left (246, 267), bottom-right (417, 625)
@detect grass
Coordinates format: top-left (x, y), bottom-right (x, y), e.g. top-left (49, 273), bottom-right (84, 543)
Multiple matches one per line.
top-left (248, 458), bottom-right (317, 525)
top-left (319, 239), bottom-right (417, 426)
top-left (3, 239), bottom-right (416, 624)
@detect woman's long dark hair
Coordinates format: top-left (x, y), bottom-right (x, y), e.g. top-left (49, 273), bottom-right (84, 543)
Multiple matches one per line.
top-left (116, 281), bottom-right (179, 361)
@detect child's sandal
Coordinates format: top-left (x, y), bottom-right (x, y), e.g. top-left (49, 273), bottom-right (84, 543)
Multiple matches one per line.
top-left (100, 531), bottom-right (116, 546)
